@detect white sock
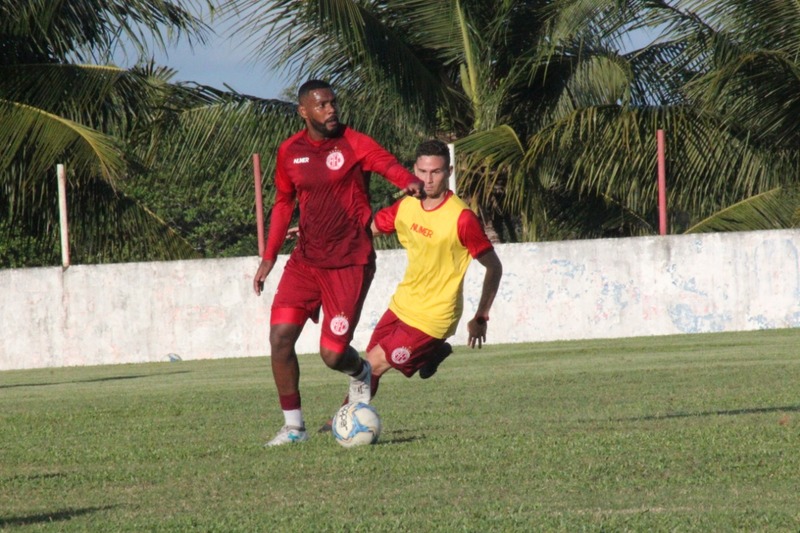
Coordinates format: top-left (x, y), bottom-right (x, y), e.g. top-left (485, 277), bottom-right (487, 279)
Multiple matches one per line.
top-left (283, 409), bottom-right (304, 429)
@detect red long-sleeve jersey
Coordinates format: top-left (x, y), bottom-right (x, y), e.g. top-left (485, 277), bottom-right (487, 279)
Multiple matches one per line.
top-left (263, 126), bottom-right (420, 268)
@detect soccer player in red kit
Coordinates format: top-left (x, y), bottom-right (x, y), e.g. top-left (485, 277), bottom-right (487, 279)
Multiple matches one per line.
top-left (253, 80), bottom-right (423, 446)
top-left (321, 139), bottom-right (502, 431)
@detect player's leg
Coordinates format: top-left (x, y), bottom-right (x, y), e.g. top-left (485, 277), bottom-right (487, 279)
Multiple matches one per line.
top-left (264, 259), bottom-right (318, 446)
top-left (318, 315), bottom-right (443, 433)
top-left (319, 344), bottom-right (372, 403)
top-left (343, 309), bottom-right (440, 400)
top-left (269, 320), bottom-right (304, 406)
top-left (329, 345), bottom-right (390, 402)
top-left (264, 316), bottom-right (311, 446)
top-left (322, 311), bottom-right (441, 435)
top-left (317, 262), bottom-right (375, 404)
top-left (317, 345), bottom-right (388, 433)
top-left (418, 341), bottom-right (453, 379)
top-left (370, 309), bottom-right (447, 382)
top-left (364, 343), bottom-right (390, 397)
top-left (265, 319), bottom-right (310, 446)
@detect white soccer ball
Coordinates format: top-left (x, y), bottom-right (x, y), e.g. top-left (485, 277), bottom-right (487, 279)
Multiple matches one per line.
top-left (332, 402), bottom-right (382, 448)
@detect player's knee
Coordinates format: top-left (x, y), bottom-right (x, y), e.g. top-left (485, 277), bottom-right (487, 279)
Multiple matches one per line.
top-left (321, 344), bottom-right (358, 371)
top-left (367, 350), bottom-right (390, 376)
top-left (270, 324), bottom-right (300, 352)
top-left (320, 347), bottom-right (343, 369)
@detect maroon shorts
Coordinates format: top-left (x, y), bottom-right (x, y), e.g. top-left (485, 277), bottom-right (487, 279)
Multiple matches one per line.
top-left (271, 255), bottom-right (375, 353)
top-left (368, 309), bottom-right (446, 377)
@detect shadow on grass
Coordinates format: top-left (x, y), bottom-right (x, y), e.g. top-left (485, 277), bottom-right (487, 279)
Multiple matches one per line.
top-left (0, 506), bottom-right (116, 527)
top-left (379, 428), bottom-right (424, 445)
top-left (379, 435), bottom-right (423, 445)
top-left (620, 404), bottom-right (800, 422)
top-left (4, 472), bottom-right (68, 483)
top-left (0, 370), bottom-right (191, 390)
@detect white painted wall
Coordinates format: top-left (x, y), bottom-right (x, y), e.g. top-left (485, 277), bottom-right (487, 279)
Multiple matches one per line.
top-left (2, 229), bottom-right (799, 371)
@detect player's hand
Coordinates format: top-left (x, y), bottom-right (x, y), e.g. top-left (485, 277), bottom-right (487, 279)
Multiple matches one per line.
top-left (253, 259), bottom-right (275, 296)
top-left (286, 226), bottom-right (300, 240)
top-left (405, 180), bottom-right (425, 198)
top-left (467, 317), bottom-right (487, 349)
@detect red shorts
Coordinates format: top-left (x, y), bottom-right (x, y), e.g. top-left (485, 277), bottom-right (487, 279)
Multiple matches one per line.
top-left (271, 255), bottom-right (375, 354)
top-left (367, 309), bottom-right (446, 377)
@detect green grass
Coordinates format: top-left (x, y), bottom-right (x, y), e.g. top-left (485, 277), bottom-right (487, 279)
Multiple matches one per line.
top-left (2, 329), bottom-right (800, 532)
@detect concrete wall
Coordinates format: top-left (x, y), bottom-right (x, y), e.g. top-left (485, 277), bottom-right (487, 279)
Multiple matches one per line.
top-left (2, 229), bottom-right (799, 371)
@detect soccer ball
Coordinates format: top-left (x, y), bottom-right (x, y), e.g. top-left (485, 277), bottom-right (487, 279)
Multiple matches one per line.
top-left (332, 402), bottom-right (382, 448)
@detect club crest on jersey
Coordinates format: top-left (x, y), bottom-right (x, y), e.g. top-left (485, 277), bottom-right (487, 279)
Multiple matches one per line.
top-left (330, 313), bottom-right (350, 336)
top-left (391, 346), bottom-right (412, 365)
top-left (326, 150), bottom-right (345, 170)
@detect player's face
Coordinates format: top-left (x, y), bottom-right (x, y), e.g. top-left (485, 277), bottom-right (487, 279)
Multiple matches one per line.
top-left (298, 88), bottom-right (340, 140)
top-left (414, 155), bottom-right (451, 199)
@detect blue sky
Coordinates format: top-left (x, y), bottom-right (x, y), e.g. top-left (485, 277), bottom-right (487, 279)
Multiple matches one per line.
top-left (115, 31), bottom-right (293, 99)
top-left (114, 16), bottom-right (657, 102)
top-left (174, 37), bottom-right (292, 99)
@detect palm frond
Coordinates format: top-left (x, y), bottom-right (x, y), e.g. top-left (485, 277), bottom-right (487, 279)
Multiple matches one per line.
top-left (137, 93), bottom-right (299, 192)
top-left (220, 0), bottom-right (446, 116)
top-left (685, 187), bottom-right (800, 233)
top-left (456, 126), bottom-right (522, 190)
top-left (0, 0), bottom-right (211, 63)
top-left (0, 98), bottom-right (124, 185)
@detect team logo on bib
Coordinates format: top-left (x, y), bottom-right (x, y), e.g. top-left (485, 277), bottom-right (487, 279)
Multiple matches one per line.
top-left (330, 313), bottom-right (350, 336)
top-left (390, 346), bottom-right (411, 365)
top-left (326, 150), bottom-right (344, 170)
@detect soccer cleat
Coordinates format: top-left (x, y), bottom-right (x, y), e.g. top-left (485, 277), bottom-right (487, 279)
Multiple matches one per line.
top-left (419, 342), bottom-right (453, 379)
top-left (264, 425), bottom-right (309, 447)
top-left (318, 419), bottom-right (333, 433)
top-left (348, 360), bottom-right (372, 404)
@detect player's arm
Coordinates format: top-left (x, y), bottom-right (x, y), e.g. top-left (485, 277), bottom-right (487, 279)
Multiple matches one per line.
top-left (254, 156), bottom-right (296, 296)
top-left (349, 130), bottom-right (423, 197)
top-left (371, 200), bottom-right (401, 235)
top-left (253, 259), bottom-right (275, 296)
top-left (456, 209), bottom-right (503, 348)
top-left (467, 249), bottom-right (503, 348)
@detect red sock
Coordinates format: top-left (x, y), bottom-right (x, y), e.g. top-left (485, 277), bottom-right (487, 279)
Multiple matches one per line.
top-left (279, 392), bottom-right (301, 410)
top-left (370, 373), bottom-right (381, 399)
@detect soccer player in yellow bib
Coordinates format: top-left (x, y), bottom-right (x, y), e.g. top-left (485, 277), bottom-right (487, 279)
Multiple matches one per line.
top-left (321, 139), bottom-right (502, 430)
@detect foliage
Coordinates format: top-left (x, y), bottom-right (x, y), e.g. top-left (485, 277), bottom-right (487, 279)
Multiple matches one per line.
top-left (0, 1), bottom-right (214, 267)
top-left (2, 329), bottom-right (799, 530)
top-left (220, 0), bottom-right (800, 241)
top-left (530, 0), bottom-right (800, 235)
top-left (5, 0), bottom-right (800, 267)
top-left (0, 217), bottom-right (58, 267)
top-left (119, 84), bottom-right (302, 258)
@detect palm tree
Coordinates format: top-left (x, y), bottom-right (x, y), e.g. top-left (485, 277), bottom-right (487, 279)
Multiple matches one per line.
top-left (467, 0), bottom-right (800, 237)
top-left (220, 0), bottom-right (800, 241)
top-left (650, 0), bottom-right (800, 231)
top-left (0, 0), bottom-right (213, 266)
top-left (218, 0), bottom-right (550, 239)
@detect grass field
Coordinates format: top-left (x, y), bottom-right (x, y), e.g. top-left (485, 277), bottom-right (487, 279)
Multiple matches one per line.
top-left (2, 329), bottom-right (799, 532)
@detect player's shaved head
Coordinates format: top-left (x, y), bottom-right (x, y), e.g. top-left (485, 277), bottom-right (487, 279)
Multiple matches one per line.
top-left (298, 80), bottom-right (333, 103)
